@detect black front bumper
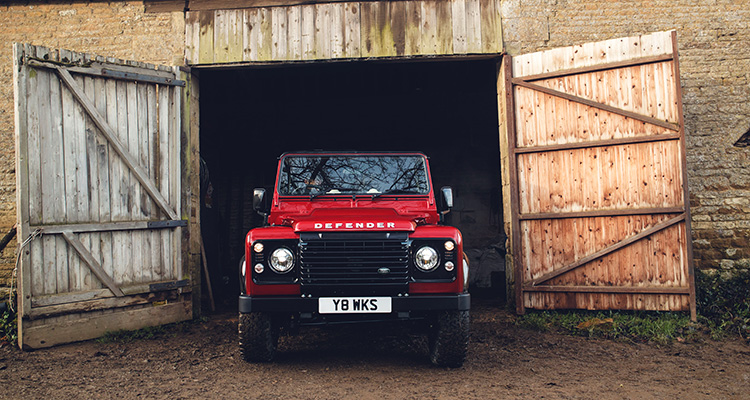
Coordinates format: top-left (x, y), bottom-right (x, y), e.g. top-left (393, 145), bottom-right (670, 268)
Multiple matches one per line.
top-left (239, 293), bottom-right (470, 314)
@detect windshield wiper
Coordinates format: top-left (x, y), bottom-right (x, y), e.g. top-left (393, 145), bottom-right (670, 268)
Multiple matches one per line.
top-left (371, 189), bottom-right (421, 200)
top-left (309, 186), bottom-right (350, 200)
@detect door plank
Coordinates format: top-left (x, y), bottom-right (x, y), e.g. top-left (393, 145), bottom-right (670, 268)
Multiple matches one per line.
top-left (45, 48), bottom-right (69, 296)
top-left (301, 5), bottom-right (315, 60)
top-left (84, 69), bottom-right (101, 291)
top-left (13, 43), bottom-right (33, 316)
top-left (287, 5), bottom-right (302, 60)
top-left (32, 279), bottom-right (190, 308)
top-left (344, 2), bottom-right (360, 58)
top-left (62, 49), bottom-right (82, 292)
top-left (137, 82), bottom-right (153, 284)
top-left (22, 301), bottom-right (190, 349)
top-left (114, 79), bottom-right (131, 286)
top-left (158, 85), bottom-right (174, 280)
top-left (169, 77), bottom-right (183, 281)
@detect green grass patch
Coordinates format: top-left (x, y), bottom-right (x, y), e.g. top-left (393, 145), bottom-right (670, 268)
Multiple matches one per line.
top-left (517, 310), bottom-right (695, 344)
top-left (518, 269), bottom-right (750, 344)
top-left (0, 301), bottom-right (17, 346)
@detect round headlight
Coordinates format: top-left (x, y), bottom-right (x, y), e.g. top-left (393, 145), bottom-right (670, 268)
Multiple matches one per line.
top-left (270, 247), bottom-right (294, 273)
top-left (415, 246), bottom-right (439, 271)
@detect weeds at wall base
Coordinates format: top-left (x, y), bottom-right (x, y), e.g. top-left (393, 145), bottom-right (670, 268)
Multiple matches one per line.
top-left (695, 268), bottom-right (750, 341)
top-left (0, 300), bottom-right (17, 347)
top-left (516, 310), bottom-right (697, 345)
top-left (518, 269), bottom-right (750, 344)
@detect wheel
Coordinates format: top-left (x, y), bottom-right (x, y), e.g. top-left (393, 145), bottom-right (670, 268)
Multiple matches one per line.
top-left (239, 312), bottom-right (279, 362)
top-left (428, 310), bottom-right (469, 368)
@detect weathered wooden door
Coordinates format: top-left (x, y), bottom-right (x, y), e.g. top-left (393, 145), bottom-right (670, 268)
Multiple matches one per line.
top-left (499, 31), bottom-right (695, 318)
top-left (13, 44), bottom-right (191, 348)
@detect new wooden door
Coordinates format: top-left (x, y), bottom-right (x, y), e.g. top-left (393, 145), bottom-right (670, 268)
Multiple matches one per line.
top-left (499, 31), bottom-right (695, 318)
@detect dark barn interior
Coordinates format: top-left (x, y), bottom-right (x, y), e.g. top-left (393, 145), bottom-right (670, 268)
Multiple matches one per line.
top-left (199, 58), bottom-right (506, 308)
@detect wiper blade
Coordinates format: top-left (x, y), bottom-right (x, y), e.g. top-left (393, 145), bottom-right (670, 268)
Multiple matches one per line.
top-left (309, 187), bottom-right (349, 200)
top-left (309, 191), bottom-right (326, 200)
top-left (371, 189), bottom-right (420, 200)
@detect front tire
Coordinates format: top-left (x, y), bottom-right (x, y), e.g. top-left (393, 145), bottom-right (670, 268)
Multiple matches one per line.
top-left (428, 310), bottom-right (469, 368)
top-left (239, 312), bottom-right (279, 362)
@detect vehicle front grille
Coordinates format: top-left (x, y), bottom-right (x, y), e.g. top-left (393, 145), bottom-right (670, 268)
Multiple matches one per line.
top-left (299, 232), bottom-right (410, 295)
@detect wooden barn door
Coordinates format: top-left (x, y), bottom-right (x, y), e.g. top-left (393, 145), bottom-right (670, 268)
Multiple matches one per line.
top-left (500, 31), bottom-right (696, 318)
top-left (13, 44), bottom-right (191, 348)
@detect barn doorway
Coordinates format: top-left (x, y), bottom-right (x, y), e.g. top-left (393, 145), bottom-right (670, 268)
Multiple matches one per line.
top-left (198, 58), bottom-right (505, 309)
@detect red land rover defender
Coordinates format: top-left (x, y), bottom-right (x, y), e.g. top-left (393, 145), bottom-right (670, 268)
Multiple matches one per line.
top-left (239, 152), bottom-right (470, 367)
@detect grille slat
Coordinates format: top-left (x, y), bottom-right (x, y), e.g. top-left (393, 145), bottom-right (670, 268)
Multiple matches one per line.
top-left (301, 261), bottom-right (407, 266)
top-left (303, 251), bottom-right (403, 260)
top-left (300, 237), bottom-right (410, 293)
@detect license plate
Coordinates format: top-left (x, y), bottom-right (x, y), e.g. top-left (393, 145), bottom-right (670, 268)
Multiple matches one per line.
top-left (318, 297), bottom-right (392, 314)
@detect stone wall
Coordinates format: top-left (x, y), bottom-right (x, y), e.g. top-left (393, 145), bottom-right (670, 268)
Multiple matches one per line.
top-left (501, 0), bottom-right (750, 274)
top-left (0, 1), bottom-right (185, 296)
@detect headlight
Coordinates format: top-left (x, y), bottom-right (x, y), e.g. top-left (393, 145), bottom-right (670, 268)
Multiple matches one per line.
top-left (415, 246), bottom-right (439, 271)
top-left (270, 247), bottom-right (294, 273)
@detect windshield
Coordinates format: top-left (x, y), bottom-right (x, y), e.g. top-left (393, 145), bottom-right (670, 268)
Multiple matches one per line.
top-left (278, 154), bottom-right (430, 197)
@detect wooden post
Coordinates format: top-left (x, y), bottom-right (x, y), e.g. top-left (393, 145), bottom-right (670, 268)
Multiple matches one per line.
top-left (182, 69), bottom-right (203, 317)
top-left (499, 54), bottom-right (524, 314)
top-left (671, 31), bottom-right (697, 322)
top-left (13, 44), bottom-right (32, 334)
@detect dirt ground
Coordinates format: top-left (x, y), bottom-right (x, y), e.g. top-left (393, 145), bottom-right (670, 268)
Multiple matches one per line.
top-left (0, 300), bottom-right (748, 399)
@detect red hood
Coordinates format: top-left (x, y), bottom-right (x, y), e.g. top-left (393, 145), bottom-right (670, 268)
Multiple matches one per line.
top-left (288, 208), bottom-right (418, 232)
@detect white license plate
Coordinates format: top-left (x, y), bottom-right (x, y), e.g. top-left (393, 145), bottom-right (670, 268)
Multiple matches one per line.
top-left (318, 297), bottom-right (392, 314)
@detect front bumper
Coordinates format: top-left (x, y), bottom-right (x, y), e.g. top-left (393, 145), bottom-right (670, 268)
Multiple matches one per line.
top-left (238, 293), bottom-right (470, 314)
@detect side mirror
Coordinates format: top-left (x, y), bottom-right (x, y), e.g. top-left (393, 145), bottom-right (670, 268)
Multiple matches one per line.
top-left (253, 188), bottom-right (269, 215)
top-left (439, 186), bottom-right (454, 224)
top-left (441, 186), bottom-right (454, 210)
